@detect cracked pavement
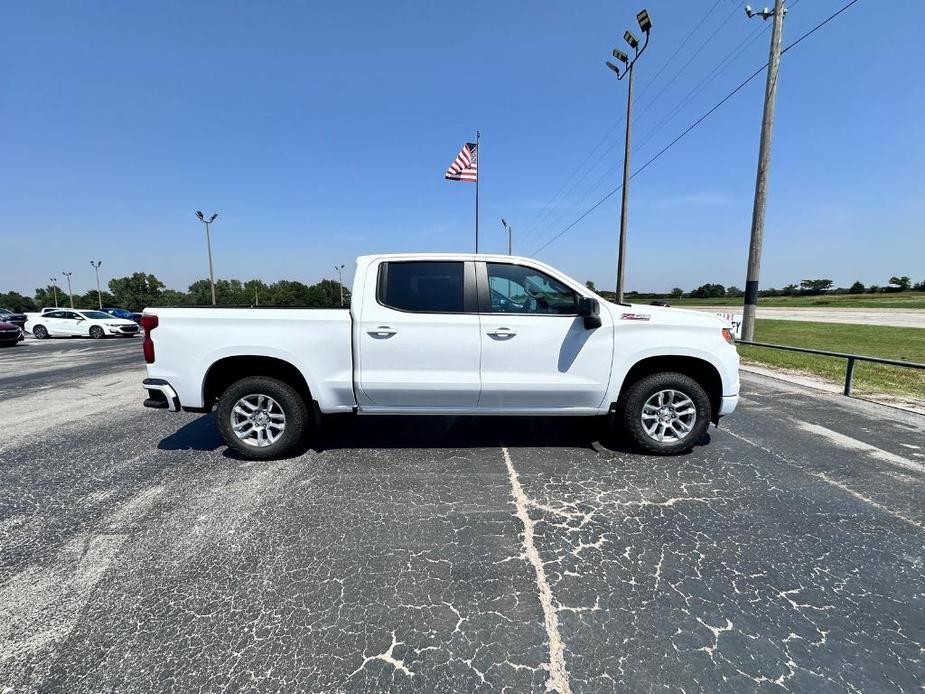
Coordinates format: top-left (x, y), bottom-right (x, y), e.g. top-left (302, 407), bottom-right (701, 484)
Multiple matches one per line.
top-left (1, 338), bottom-right (924, 692)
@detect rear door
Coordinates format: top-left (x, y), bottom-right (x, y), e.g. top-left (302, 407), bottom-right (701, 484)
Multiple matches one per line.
top-left (477, 261), bottom-right (613, 410)
top-left (41, 310), bottom-right (68, 336)
top-left (356, 260), bottom-right (481, 409)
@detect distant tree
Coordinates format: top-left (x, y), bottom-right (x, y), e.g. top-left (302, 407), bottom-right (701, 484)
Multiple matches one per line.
top-left (914, 280), bottom-right (925, 292)
top-left (799, 279), bottom-right (833, 295)
top-left (848, 281), bottom-right (865, 294)
top-left (154, 289), bottom-right (192, 306)
top-left (33, 284), bottom-right (65, 309)
top-left (888, 276), bottom-right (911, 291)
top-left (0, 291), bottom-right (37, 312)
top-left (868, 285), bottom-right (880, 294)
top-left (726, 286), bottom-right (744, 298)
top-left (671, 287), bottom-right (684, 300)
top-left (75, 289), bottom-right (116, 309)
top-left (266, 279), bottom-right (315, 306)
top-left (689, 283), bottom-right (726, 299)
top-left (585, 280), bottom-right (596, 292)
top-left (780, 284), bottom-right (798, 296)
top-left (244, 279), bottom-right (270, 306)
top-left (108, 273), bottom-right (165, 311)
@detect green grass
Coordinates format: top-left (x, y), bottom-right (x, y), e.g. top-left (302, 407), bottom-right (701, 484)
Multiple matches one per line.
top-left (739, 320), bottom-right (925, 400)
top-left (673, 292), bottom-right (925, 309)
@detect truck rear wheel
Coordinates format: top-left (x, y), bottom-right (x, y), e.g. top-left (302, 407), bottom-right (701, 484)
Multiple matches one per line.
top-left (216, 376), bottom-right (308, 460)
top-left (619, 372), bottom-right (711, 455)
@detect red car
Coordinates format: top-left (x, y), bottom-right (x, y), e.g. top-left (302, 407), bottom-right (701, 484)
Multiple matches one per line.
top-left (0, 320), bottom-right (23, 347)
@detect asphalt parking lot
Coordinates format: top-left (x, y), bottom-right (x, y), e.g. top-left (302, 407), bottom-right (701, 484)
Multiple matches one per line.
top-left (1, 338), bottom-right (924, 693)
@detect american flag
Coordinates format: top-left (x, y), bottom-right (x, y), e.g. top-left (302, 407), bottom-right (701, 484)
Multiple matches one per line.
top-left (445, 142), bottom-right (478, 182)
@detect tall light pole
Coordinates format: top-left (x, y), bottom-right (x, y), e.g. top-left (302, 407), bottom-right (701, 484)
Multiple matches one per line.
top-left (62, 271), bottom-right (74, 308)
top-left (49, 277), bottom-right (58, 308)
top-left (90, 260), bottom-right (103, 309)
top-left (501, 218), bottom-right (513, 255)
top-left (334, 265), bottom-right (346, 307)
top-left (742, 1), bottom-right (785, 341)
top-left (606, 8), bottom-right (652, 304)
top-left (195, 211), bottom-right (219, 305)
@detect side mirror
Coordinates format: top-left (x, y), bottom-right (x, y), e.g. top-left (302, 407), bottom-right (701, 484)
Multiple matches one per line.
top-left (578, 296), bottom-right (602, 329)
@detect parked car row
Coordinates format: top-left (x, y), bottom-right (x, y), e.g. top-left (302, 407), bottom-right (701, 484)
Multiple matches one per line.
top-left (0, 308), bottom-right (27, 347)
top-left (22, 308), bottom-right (141, 340)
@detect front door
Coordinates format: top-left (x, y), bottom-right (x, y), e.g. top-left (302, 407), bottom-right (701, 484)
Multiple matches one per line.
top-left (62, 310), bottom-right (85, 336)
top-left (477, 261), bottom-right (613, 410)
top-left (356, 260), bottom-right (481, 409)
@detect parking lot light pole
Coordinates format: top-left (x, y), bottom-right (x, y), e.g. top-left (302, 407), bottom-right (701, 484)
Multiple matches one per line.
top-left (90, 260), bottom-right (103, 309)
top-left (335, 265), bottom-right (346, 307)
top-left (501, 218), bottom-right (513, 255)
top-left (62, 271), bottom-right (74, 308)
top-left (195, 211), bottom-right (219, 305)
top-left (606, 8), bottom-right (652, 304)
top-left (50, 277), bottom-right (59, 307)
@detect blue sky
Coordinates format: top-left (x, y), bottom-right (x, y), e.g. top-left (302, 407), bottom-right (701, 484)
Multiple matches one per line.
top-left (2, 0), bottom-right (922, 295)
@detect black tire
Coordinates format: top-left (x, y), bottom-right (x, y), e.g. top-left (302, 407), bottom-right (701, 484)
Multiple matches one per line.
top-left (619, 372), bottom-right (711, 455)
top-left (89, 325), bottom-right (105, 339)
top-left (32, 325), bottom-right (48, 339)
top-left (216, 376), bottom-right (308, 460)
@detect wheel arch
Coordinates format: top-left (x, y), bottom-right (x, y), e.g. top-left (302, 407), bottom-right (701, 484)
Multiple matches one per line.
top-left (202, 355), bottom-right (314, 415)
top-left (616, 355), bottom-right (723, 423)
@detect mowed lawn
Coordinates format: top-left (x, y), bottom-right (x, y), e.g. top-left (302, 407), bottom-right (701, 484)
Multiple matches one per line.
top-left (674, 291), bottom-right (925, 309)
top-left (740, 320), bottom-right (925, 400)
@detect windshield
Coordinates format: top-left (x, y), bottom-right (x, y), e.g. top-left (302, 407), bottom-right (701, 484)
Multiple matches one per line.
top-left (80, 311), bottom-right (112, 319)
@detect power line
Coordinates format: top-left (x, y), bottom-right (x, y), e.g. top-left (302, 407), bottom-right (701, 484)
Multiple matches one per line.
top-left (518, 0), bottom-right (729, 241)
top-left (529, 0), bottom-right (861, 257)
top-left (524, 23), bottom-right (767, 251)
top-left (520, 5), bottom-right (771, 250)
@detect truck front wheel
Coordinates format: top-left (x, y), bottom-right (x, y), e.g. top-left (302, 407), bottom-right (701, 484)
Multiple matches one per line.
top-left (216, 376), bottom-right (308, 460)
top-left (620, 372), bottom-right (711, 455)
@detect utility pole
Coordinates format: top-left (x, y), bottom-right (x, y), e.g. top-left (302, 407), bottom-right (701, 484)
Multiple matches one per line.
top-left (50, 277), bottom-right (58, 308)
top-left (501, 219), bottom-right (513, 255)
top-left (62, 271), bottom-right (74, 308)
top-left (335, 265), bottom-right (346, 307)
top-left (195, 211), bottom-right (219, 305)
top-left (742, 1), bottom-right (785, 341)
top-left (90, 260), bottom-right (103, 309)
top-left (606, 9), bottom-right (652, 304)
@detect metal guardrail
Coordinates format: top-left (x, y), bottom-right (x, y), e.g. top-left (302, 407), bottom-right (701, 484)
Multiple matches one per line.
top-left (737, 340), bottom-right (925, 397)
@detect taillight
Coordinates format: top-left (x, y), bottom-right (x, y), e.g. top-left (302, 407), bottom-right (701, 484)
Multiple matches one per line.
top-left (722, 328), bottom-right (735, 345)
top-left (141, 314), bottom-right (158, 363)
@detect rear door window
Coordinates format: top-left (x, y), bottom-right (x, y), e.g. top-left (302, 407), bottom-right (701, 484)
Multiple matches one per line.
top-left (379, 261), bottom-right (465, 313)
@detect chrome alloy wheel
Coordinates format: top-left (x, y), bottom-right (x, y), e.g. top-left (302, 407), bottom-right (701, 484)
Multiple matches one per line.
top-left (641, 389), bottom-right (697, 443)
top-left (230, 394), bottom-right (286, 448)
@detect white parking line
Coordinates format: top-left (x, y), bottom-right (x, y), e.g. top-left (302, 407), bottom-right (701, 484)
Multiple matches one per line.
top-left (724, 428), bottom-right (925, 533)
top-left (501, 447), bottom-right (571, 694)
top-left (812, 473), bottom-right (925, 532)
top-left (793, 421), bottom-right (925, 474)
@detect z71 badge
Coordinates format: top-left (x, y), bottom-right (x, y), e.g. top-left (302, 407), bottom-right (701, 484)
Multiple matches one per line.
top-left (620, 313), bottom-right (651, 321)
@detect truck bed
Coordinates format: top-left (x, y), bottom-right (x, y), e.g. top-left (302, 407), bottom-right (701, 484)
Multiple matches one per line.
top-left (144, 307), bottom-right (355, 412)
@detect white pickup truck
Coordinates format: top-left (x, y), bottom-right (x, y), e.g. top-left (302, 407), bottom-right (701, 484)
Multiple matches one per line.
top-left (141, 254), bottom-right (739, 459)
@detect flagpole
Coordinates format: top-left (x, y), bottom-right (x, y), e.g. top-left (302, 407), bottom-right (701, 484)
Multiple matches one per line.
top-left (475, 130), bottom-right (480, 253)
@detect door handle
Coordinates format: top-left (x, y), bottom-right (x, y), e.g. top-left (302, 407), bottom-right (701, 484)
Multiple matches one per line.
top-left (487, 327), bottom-right (517, 338)
top-left (368, 326), bottom-right (397, 338)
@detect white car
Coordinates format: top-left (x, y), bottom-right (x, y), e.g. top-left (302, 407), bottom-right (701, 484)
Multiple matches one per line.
top-left (141, 253), bottom-right (739, 459)
top-left (26, 309), bottom-right (140, 339)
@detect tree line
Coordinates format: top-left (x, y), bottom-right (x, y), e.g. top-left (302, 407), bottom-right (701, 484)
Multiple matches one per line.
top-left (0, 273), bottom-right (350, 313)
top-left (586, 276), bottom-right (925, 302)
